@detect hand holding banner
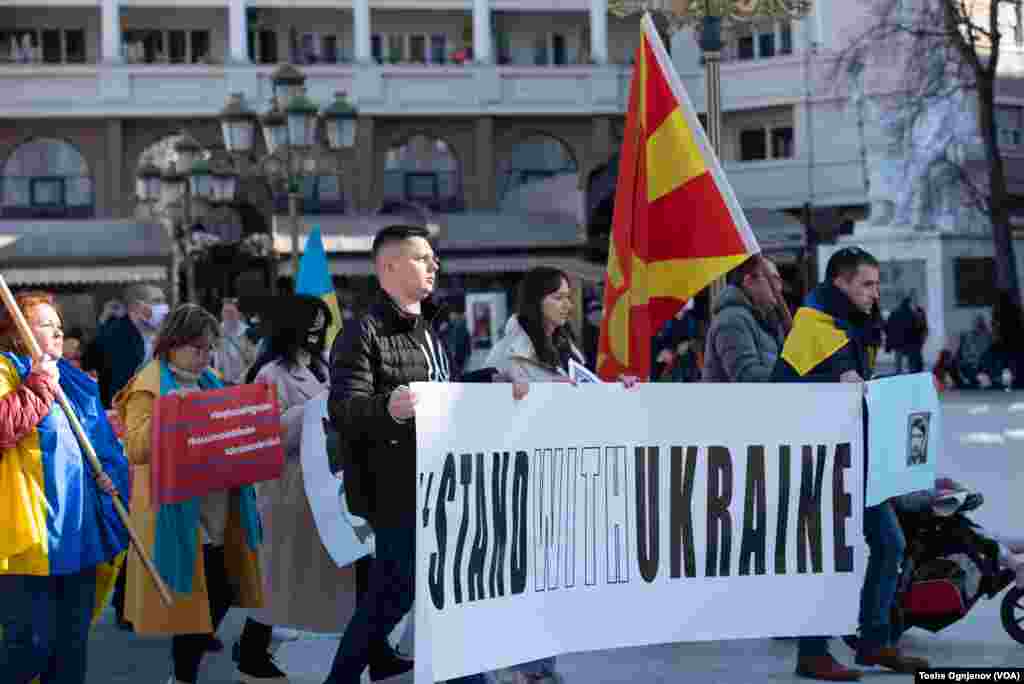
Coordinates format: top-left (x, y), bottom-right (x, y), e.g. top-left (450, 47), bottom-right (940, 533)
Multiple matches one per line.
top-left (151, 383), bottom-right (285, 505)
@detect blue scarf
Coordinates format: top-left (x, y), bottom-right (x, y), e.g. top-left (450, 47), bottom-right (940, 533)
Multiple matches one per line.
top-left (153, 361), bottom-right (262, 594)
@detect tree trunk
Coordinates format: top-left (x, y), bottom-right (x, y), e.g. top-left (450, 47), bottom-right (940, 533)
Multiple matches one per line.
top-left (977, 76), bottom-right (1022, 311)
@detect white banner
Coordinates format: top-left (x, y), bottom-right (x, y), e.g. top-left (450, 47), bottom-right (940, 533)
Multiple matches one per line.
top-left (301, 392), bottom-right (374, 568)
top-left (865, 373), bottom-right (941, 506)
top-left (414, 383), bottom-right (866, 682)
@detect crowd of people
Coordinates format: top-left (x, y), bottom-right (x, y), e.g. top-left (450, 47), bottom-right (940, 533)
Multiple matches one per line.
top-left (4, 226), bottom-right (1024, 684)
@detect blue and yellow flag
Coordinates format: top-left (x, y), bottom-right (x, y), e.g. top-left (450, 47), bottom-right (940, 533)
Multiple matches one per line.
top-left (296, 225), bottom-right (342, 349)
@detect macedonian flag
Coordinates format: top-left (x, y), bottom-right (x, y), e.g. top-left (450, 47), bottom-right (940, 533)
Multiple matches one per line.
top-left (597, 13), bottom-right (760, 381)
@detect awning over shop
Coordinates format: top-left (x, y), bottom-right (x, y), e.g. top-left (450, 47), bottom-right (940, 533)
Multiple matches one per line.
top-left (0, 219), bottom-right (172, 286)
top-left (279, 253), bottom-right (607, 283)
top-left (270, 212), bottom-right (584, 255)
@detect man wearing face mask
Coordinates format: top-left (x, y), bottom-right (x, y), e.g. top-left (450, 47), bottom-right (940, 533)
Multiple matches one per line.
top-left (79, 283), bottom-right (168, 632)
top-left (83, 284), bottom-right (169, 408)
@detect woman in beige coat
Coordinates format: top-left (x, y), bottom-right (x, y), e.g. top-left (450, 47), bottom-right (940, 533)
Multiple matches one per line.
top-left (235, 296), bottom-right (408, 684)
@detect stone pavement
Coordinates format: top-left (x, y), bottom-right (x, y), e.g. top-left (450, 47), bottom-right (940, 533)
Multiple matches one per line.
top-left (87, 388), bottom-right (1024, 684)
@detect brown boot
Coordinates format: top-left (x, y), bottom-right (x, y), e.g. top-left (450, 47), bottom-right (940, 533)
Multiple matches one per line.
top-left (795, 655), bottom-right (863, 681)
top-left (855, 646), bottom-right (930, 673)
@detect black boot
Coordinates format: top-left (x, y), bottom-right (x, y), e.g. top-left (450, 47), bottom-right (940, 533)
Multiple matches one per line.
top-left (368, 638), bottom-right (413, 682)
top-left (235, 619), bottom-right (289, 683)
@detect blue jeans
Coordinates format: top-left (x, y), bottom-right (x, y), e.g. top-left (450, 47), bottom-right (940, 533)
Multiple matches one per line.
top-left (0, 568), bottom-right (97, 684)
top-left (324, 525), bottom-right (484, 684)
top-left (859, 502), bottom-right (906, 652)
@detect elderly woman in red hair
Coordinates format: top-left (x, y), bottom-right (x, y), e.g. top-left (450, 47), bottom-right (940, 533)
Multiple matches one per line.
top-left (0, 290), bottom-right (130, 684)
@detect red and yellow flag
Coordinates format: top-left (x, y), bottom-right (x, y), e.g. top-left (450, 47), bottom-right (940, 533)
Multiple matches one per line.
top-left (597, 13), bottom-right (760, 381)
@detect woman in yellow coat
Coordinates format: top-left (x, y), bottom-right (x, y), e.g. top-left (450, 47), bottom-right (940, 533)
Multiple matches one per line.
top-left (114, 304), bottom-right (263, 684)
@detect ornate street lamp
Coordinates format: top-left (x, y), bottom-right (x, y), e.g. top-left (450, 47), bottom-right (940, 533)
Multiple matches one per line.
top-left (210, 160), bottom-right (239, 205)
top-left (189, 158), bottom-right (214, 201)
top-left (285, 88), bottom-right (320, 150)
top-left (261, 98), bottom-right (289, 156)
top-left (219, 92), bottom-right (258, 154)
top-left (160, 159), bottom-right (188, 206)
top-left (322, 91), bottom-right (358, 150)
top-left (221, 62), bottom-right (357, 292)
top-left (172, 132), bottom-right (203, 175)
top-left (135, 158), bottom-right (162, 203)
top-left (270, 63), bottom-right (307, 100)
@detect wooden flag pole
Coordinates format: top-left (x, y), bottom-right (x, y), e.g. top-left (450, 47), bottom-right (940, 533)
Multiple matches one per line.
top-left (0, 275), bottom-right (174, 607)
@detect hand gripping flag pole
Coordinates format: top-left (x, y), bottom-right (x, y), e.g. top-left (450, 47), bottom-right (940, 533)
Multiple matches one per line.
top-left (0, 274), bottom-right (174, 607)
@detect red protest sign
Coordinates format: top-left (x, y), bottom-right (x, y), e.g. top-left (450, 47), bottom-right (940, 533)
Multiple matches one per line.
top-left (151, 383), bottom-right (284, 505)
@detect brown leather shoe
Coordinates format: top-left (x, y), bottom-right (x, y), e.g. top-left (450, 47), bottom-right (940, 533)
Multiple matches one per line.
top-left (795, 655), bottom-right (863, 681)
top-left (855, 646), bottom-right (930, 673)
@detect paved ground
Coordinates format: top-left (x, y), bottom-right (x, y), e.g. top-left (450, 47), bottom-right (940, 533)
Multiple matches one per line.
top-left (87, 389), bottom-right (1024, 684)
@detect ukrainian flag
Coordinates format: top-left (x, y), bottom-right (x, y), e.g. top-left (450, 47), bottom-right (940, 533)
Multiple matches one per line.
top-left (296, 225), bottom-right (342, 348)
top-left (0, 352), bottom-right (131, 644)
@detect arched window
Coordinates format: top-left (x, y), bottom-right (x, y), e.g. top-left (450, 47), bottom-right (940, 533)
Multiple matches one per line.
top-left (2, 138), bottom-right (93, 218)
top-left (498, 135), bottom-right (577, 200)
top-left (383, 135), bottom-right (462, 213)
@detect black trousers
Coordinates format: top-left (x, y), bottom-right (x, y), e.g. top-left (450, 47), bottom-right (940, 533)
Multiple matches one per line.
top-left (172, 545), bottom-right (235, 684)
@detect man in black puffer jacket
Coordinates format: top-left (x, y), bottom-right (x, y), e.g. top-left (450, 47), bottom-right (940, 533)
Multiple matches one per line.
top-left (326, 225), bottom-right (482, 684)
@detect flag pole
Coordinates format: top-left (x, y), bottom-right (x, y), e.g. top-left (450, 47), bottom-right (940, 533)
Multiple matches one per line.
top-left (0, 275), bottom-right (174, 607)
top-left (701, 13), bottom-right (726, 305)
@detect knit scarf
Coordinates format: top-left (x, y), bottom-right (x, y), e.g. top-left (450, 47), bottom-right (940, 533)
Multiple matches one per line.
top-left (153, 360), bottom-right (262, 594)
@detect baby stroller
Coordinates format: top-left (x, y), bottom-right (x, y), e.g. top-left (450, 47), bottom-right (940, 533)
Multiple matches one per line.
top-left (847, 484), bottom-right (1024, 647)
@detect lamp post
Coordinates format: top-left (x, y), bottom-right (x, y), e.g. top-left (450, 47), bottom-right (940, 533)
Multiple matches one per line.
top-left (608, 0), bottom-right (813, 301)
top-left (217, 64), bottom-right (359, 291)
top-left (135, 131), bottom-right (239, 305)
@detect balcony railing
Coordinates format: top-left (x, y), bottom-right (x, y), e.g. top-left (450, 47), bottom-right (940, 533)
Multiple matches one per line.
top-left (0, 62), bottom-right (631, 116)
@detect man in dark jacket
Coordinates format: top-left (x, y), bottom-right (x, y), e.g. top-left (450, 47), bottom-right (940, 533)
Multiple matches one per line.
top-left (82, 284), bottom-right (168, 407)
top-left (884, 295), bottom-right (927, 374)
top-left (773, 247), bottom-right (929, 679)
top-left (326, 225), bottom-right (482, 684)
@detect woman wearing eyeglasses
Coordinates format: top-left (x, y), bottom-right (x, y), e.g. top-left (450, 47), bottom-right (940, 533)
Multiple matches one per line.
top-left (114, 304), bottom-right (264, 684)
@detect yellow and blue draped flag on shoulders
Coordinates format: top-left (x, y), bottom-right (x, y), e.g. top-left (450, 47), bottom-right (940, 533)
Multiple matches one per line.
top-left (0, 352), bottom-right (131, 625)
top-left (296, 225), bottom-right (342, 349)
top-left (776, 286), bottom-right (853, 381)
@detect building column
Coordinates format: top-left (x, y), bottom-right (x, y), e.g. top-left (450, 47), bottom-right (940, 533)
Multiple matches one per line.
top-left (356, 115), bottom-right (375, 211)
top-left (354, 0), bottom-right (372, 64)
top-left (105, 119), bottom-right (124, 218)
top-left (474, 116), bottom-right (495, 210)
top-left (228, 0), bottom-right (249, 63)
top-left (101, 0), bottom-right (121, 63)
top-left (472, 0), bottom-right (492, 64)
top-left (589, 0), bottom-right (608, 64)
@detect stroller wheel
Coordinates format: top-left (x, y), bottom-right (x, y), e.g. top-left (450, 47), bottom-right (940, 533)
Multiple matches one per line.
top-left (1000, 585), bottom-right (1024, 645)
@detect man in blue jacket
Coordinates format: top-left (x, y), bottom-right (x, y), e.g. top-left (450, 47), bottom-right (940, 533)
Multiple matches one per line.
top-left (773, 247), bottom-right (930, 679)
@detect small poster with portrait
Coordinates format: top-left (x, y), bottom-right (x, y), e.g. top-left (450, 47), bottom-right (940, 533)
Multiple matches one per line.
top-left (465, 291), bottom-right (507, 351)
top-left (865, 373), bottom-right (940, 506)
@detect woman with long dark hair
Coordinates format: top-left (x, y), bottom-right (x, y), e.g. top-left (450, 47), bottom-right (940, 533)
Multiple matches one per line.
top-left (234, 295), bottom-right (409, 684)
top-left (486, 266), bottom-right (584, 385)
top-left (483, 266), bottom-right (582, 684)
